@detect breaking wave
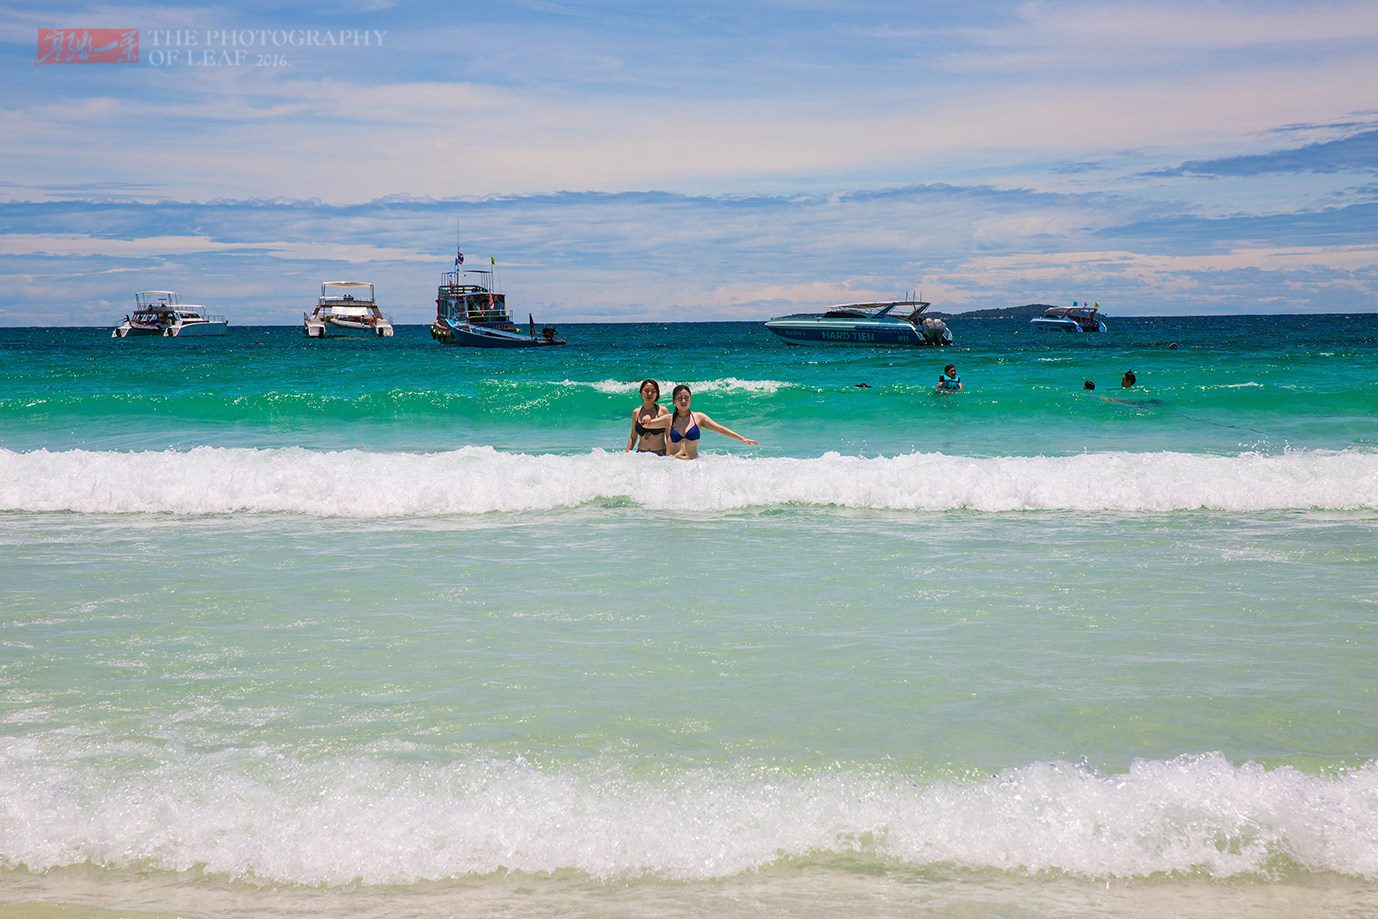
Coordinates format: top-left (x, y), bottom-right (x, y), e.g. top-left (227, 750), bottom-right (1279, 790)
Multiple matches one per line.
top-left (1, 446), bottom-right (1375, 516)
top-left (1, 741), bottom-right (1374, 883)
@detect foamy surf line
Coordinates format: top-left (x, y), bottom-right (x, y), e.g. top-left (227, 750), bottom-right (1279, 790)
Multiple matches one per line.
top-left (1, 746), bottom-right (1375, 883)
top-left (2, 446), bottom-right (1376, 516)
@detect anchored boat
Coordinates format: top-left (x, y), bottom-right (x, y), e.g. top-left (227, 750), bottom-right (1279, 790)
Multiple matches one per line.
top-left (431, 266), bottom-right (565, 348)
top-left (112, 291), bottom-right (228, 338)
top-left (304, 282), bottom-right (395, 338)
top-left (765, 300), bottom-right (951, 347)
top-left (1030, 304), bottom-right (1107, 333)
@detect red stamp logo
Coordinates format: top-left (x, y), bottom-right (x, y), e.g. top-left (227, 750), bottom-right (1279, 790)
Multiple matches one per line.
top-left (36, 29), bottom-right (139, 65)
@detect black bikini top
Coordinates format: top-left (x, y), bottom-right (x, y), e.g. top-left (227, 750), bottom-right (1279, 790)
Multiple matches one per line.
top-left (635, 411), bottom-right (666, 438)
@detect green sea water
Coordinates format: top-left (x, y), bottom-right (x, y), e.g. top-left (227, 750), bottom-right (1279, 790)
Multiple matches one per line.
top-left (2, 316), bottom-right (1377, 918)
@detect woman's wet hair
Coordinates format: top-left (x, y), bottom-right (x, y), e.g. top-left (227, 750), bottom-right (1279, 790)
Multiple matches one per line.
top-left (672, 384), bottom-right (692, 416)
top-left (639, 379), bottom-right (660, 401)
top-left (944, 365), bottom-right (957, 375)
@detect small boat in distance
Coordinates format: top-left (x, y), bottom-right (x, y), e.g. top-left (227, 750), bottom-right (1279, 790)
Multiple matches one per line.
top-left (431, 265), bottom-right (565, 348)
top-left (1030, 303), bottom-right (1107, 333)
top-left (764, 299), bottom-right (951, 347)
top-left (112, 291), bottom-right (228, 338)
top-left (304, 282), bottom-right (394, 338)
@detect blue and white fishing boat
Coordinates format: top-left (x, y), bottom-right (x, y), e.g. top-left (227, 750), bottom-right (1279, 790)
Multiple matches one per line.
top-left (431, 264), bottom-right (565, 349)
top-left (764, 299), bottom-right (951, 347)
top-left (1029, 303), bottom-right (1107, 333)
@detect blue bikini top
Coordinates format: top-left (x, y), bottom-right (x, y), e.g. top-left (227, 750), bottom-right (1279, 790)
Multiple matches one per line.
top-left (669, 412), bottom-right (701, 443)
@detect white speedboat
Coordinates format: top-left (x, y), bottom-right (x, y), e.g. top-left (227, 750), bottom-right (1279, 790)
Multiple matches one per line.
top-left (1030, 304), bottom-right (1107, 333)
top-left (112, 291), bottom-right (228, 338)
top-left (765, 300), bottom-right (951, 347)
top-left (304, 282), bottom-right (395, 338)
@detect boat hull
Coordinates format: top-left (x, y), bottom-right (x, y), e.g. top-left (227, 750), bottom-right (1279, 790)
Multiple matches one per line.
top-left (432, 320), bottom-right (565, 348)
top-left (764, 319), bottom-right (945, 347)
top-left (1029, 318), bottom-right (1106, 333)
top-left (166, 320), bottom-right (228, 337)
top-left (113, 320), bottom-right (228, 338)
top-left (304, 317), bottom-right (395, 338)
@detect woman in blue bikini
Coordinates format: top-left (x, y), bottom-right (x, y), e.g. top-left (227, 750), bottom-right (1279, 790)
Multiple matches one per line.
top-left (665, 384), bottom-right (758, 460)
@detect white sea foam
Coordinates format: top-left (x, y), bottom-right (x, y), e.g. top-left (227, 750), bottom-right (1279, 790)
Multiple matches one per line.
top-left (1, 446), bottom-right (1375, 516)
top-left (579, 378), bottom-right (789, 395)
top-left (0, 743), bottom-right (1374, 883)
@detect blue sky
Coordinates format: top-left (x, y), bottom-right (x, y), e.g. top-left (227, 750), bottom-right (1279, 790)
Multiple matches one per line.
top-left (3, 0), bottom-right (1378, 324)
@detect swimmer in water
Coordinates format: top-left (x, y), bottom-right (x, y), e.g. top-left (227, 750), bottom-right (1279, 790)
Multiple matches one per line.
top-left (1122, 370), bottom-right (1137, 388)
top-left (936, 364), bottom-right (962, 392)
top-left (664, 384), bottom-right (758, 460)
top-left (625, 378), bottom-right (671, 455)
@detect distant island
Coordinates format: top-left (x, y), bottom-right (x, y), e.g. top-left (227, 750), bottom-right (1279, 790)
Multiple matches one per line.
top-left (926, 304), bottom-right (1063, 320)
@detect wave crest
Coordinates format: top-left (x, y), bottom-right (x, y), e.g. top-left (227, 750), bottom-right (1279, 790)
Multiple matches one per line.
top-left (1, 746), bottom-right (1374, 883)
top-left (1, 446), bottom-right (1374, 516)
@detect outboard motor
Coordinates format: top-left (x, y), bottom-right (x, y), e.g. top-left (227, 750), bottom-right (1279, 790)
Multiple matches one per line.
top-left (921, 317), bottom-right (952, 346)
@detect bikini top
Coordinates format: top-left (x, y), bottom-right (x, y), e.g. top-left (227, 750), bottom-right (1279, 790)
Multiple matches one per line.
top-left (669, 412), bottom-right (701, 443)
top-left (635, 410), bottom-right (666, 438)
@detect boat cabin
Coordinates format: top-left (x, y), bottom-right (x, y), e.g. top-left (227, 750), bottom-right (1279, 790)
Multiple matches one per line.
top-left (436, 269), bottom-right (516, 329)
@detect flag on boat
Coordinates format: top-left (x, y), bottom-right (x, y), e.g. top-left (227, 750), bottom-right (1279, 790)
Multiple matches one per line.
top-left (491, 256), bottom-right (496, 266)
top-left (455, 250), bottom-right (464, 267)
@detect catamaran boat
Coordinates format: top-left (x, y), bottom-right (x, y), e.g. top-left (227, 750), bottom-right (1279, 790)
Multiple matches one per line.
top-left (764, 300), bottom-right (951, 347)
top-left (1029, 304), bottom-right (1107, 333)
top-left (112, 291), bottom-right (228, 338)
top-left (431, 266), bottom-right (565, 348)
top-left (304, 282), bottom-right (394, 338)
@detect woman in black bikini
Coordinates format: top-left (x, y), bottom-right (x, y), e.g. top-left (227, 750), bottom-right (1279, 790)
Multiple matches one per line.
top-left (625, 378), bottom-right (671, 455)
top-left (665, 384), bottom-right (758, 460)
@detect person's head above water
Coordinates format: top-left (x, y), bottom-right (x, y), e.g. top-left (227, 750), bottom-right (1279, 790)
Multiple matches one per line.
top-left (1121, 371), bottom-right (1136, 388)
top-left (672, 384), bottom-right (692, 414)
top-left (943, 365), bottom-right (957, 377)
top-left (1084, 380), bottom-right (1095, 390)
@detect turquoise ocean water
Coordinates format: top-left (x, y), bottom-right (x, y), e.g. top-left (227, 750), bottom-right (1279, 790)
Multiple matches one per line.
top-left (2, 316), bottom-right (1377, 918)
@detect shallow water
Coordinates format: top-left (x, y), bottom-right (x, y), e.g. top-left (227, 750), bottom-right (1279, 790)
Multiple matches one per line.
top-left (2, 316), bottom-right (1377, 917)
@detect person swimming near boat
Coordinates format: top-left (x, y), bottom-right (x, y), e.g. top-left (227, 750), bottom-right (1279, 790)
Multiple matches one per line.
top-left (1084, 380), bottom-right (1095, 390)
top-left (936, 364), bottom-right (962, 392)
top-left (625, 378), bottom-right (671, 455)
top-left (1121, 370), bottom-right (1136, 388)
top-left (664, 384), bottom-right (758, 460)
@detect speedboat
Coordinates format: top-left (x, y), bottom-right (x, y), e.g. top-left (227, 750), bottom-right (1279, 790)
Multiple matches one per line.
top-left (112, 291), bottom-right (228, 338)
top-left (764, 300), bottom-right (951, 347)
top-left (431, 265), bottom-right (565, 348)
top-left (304, 282), bottom-right (394, 338)
top-left (1029, 304), bottom-right (1107, 333)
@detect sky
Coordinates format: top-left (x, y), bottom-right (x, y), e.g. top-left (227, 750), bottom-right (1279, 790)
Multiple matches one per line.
top-left (3, 0), bottom-right (1378, 325)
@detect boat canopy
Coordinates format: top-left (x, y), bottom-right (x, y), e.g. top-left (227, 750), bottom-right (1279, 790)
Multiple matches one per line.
top-left (135, 291), bottom-right (180, 309)
top-left (321, 281), bottom-right (375, 300)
